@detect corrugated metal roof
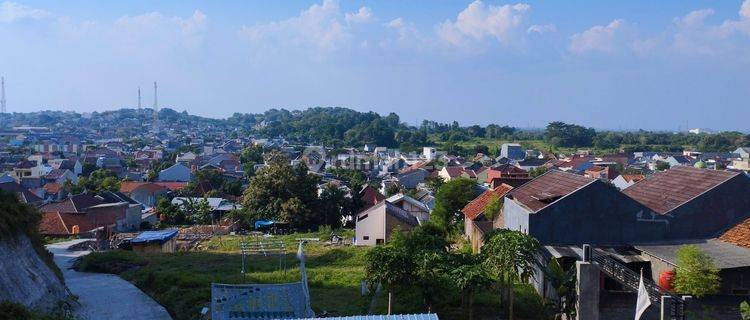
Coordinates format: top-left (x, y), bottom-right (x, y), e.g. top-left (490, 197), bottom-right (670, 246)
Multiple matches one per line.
top-left (623, 166), bottom-right (739, 214)
top-left (507, 170), bottom-right (594, 212)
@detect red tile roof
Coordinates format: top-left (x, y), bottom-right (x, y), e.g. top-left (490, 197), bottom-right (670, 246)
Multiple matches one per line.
top-left (360, 185), bottom-right (386, 209)
top-left (507, 170), bottom-right (595, 212)
top-left (443, 166), bottom-right (466, 178)
top-left (622, 166), bottom-right (739, 214)
top-left (620, 174), bottom-right (645, 183)
top-left (40, 209), bottom-right (123, 235)
top-left (119, 181), bottom-right (169, 194)
top-left (485, 164), bottom-right (529, 183)
top-left (39, 212), bottom-right (69, 235)
top-left (719, 217), bottom-right (750, 249)
top-left (462, 184), bottom-right (514, 221)
top-left (120, 181), bottom-right (185, 193)
top-left (154, 181), bottom-right (188, 191)
top-left (43, 182), bottom-right (62, 194)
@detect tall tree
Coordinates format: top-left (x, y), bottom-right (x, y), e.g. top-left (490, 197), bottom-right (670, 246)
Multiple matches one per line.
top-left (482, 229), bottom-right (541, 320)
top-left (451, 253), bottom-right (493, 320)
top-left (241, 150), bottom-right (320, 229)
top-left (431, 178), bottom-right (477, 232)
top-left (364, 246), bottom-right (414, 315)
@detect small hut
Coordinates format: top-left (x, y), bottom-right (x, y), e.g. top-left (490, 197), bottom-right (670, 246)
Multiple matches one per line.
top-left (131, 229), bottom-right (178, 253)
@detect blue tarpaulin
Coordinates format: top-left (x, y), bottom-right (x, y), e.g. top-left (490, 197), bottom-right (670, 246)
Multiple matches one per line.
top-left (131, 229), bottom-right (179, 244)
top-left (254, 220), bottom-right (276, 230)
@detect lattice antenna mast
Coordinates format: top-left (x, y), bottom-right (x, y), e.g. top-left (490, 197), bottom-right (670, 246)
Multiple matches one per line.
top-left (1, 76), bottom-right (6, 113)
top-left (152, 81), bottom-right (158, 132)
top-left (137, 87), bottom-right (142, 110)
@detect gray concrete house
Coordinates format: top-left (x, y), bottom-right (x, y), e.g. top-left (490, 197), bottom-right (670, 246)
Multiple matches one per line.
top-left (355, 200), bottom-right (419, 246)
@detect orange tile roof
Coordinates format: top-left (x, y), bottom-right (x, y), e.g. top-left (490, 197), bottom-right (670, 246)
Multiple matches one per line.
top-left (621, 174), bottom-right (645, 183)
top-left (43, 182), bottom-right (62, 194)
top-left (154, 181), bottom-right (188, 191)
top-left (719, 217), bottom-right (750, 249)
top-left (462, 184), bottom-right (514, 221)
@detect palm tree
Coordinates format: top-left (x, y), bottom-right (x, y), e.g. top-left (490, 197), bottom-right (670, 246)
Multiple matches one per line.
top-left (542, 258), bottom-right (577, 320)
top-left (481, 229), bottom-right (541, 320)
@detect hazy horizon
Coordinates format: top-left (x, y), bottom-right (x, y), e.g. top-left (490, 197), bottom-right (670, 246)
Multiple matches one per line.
top-left (1, 1), bottom-right (749, 131)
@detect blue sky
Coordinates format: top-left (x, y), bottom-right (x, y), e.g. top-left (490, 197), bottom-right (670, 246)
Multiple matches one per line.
top-left (1, 1), bottom-right (749, 131)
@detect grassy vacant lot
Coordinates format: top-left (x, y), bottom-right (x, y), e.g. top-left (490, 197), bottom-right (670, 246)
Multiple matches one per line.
top-left (78, 231), bottom-right (547, 320)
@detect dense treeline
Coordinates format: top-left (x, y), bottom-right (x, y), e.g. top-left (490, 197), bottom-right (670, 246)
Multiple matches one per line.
top-left (6, 107), bottom-right (749, 152)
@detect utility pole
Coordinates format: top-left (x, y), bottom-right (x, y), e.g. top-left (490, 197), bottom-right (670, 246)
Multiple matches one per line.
top-left (1, 76), bottom-right (6, 113)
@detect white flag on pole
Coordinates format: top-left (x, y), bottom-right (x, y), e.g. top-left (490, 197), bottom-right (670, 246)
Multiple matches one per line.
top-left (635, 270), bottom-right (652, 320)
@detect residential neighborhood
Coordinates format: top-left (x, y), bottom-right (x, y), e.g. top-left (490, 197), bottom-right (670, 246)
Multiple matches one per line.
top-left (2, 1), bottom-right (750, 320)
top-left (1, 106), bottom-right (749, 320)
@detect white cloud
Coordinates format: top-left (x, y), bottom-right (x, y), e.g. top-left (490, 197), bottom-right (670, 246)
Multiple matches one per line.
top-left (345, 7), bottom-right (373, 24)
top-left (720, 0), bottom-right (750, 36)
top-left (637, 1), bottom-right (750, 58)
top-left (238, 0), bottom-right (350, 53)
top-left (527, 24), bottom-right (555, 34)
top-left (381, 17), bottom-right (426, 49)
top-left (673, 8), bottom-right (714, 29)
top-left (437, 1), bottom-right (531, 47)
top-left (111, 10), bottom-right (208, 50)
top-left (569, 19), bottom-right (624, 54)
top-left (0, 1), bottom-right (49, 23)
top-left (385, 17), bottom-right (403, 29)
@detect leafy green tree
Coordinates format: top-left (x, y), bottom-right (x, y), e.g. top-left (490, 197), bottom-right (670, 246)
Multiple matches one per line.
top-left (364, 245), bottom-right (414, 315)
top-left (451, 253), bottom-right (493, 320)
top-left (656, 161), bottom-right (671, 171)
top-left (740, 301), bottom-right (749, 320)
top-left (431, 178), bottom-right (476, 231)
top-left (384, 184), bottom-right (401, 197)
top-left (178, 197), bottom-right (213, 224)
top-left (318, 184), bottom-right (350, 228)
top-left (483, 195), bottom-right (502, 221)
top-left (673, 245), bottom-right (721, 297)
top-left (240, 145), bottom-right (264, 164)
top-left (386, 224), bottom-right (451, 312)
top-left (482, 229), bottom-right (541, 320)
top-left (242, 150), bottom-right (320, 229)
top-left (423, 175), bottom-right (445, 193)
top-left (72, 169), bottom-right (121, 194)
top-left (545, 122), bottom-right (596, 148)
top-left (156, 198), bottom-right (185, 225)
top-left (528, 166), bottom-right (548, 178)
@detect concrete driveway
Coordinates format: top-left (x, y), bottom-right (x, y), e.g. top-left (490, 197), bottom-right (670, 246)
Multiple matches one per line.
top-left (47, 240), bottom-right (172, 320)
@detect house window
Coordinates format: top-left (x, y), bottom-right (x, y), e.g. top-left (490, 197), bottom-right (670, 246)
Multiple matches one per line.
top-left (376, 239), bottom-right (384, 245)
top-left (363, 236), bottom-right (369, 240)
top-left (357, 214), bottom-right (369, 221)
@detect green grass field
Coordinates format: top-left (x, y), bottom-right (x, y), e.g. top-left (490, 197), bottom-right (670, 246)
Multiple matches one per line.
top-left (78, 231), bottom-right (548, 320)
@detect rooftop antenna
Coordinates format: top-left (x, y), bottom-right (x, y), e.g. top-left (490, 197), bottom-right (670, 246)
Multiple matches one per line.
top-left (152, 81), bottom-right (159, 132)
top-left (1, 76), bottom-right (6, 113)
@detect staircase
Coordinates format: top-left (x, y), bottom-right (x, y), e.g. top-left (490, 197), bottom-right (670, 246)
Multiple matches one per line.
top-left (587, 246), bottom-right (685, 320)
